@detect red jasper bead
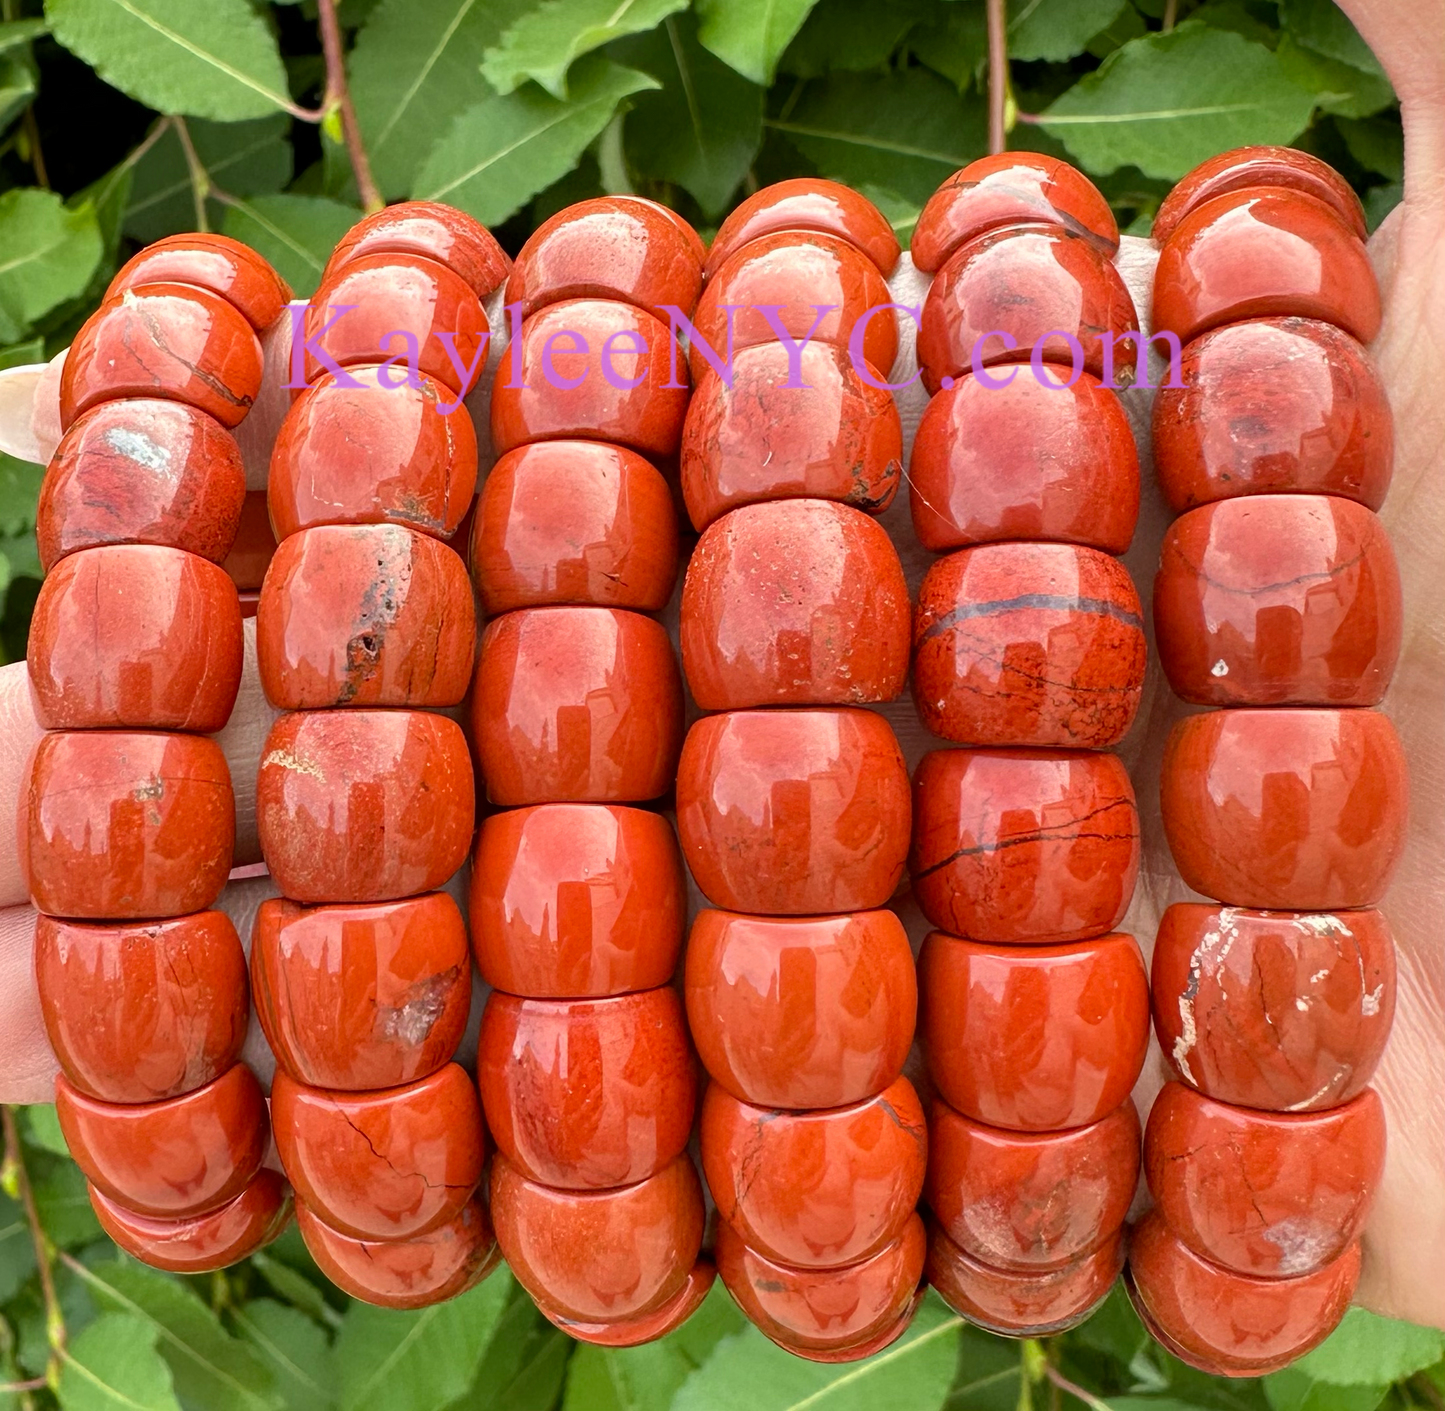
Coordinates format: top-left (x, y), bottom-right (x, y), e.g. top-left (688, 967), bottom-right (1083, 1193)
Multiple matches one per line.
top-left (1160, 708), bottom-right (1408, 910)
top-left (684, 908), bottom-right (915, 1110)
top-left (507, 196), bottom-right (704, 321)
top-left (928, 1099), bottom-right (1138, 1272)
top-left (490, 1153), bottom-right (704, 1323)
top-left (680, 342), bottom-right (902, 531)
top-left (37, 399), bottom-right (246, 571)
top-left (257, 709), bottom-right (473, 904)
top-left (251, 892), bottom-right (471, 1090)
top-left (714, 1215), bottom-right (925, 1356)
top-left (304, 254), bottom-right (489, 397)
top-left (469, 804), bottom-right (685, 999)
top-left (225, 491), bottom-right (277, 592)
top-left (20, 731), bottom-right (234, 919)
top-left (928, 1223), bottom-right (1124, 1335)
top-left (691, 231), bottom-right (897, 387)
top-left (920, 930), bottom-right (1150, 1132)
top-left (490, 299), bottom-right (691, 459)
top-left (676, 708), bottom-right (910, 915)
top-left (1151, 318), bottom-right (1392, 513)
top-left (1152, 903), bottom-right (1395, 1112)
top-left (35, 911), bottom-right (247, 1104)
top-left (297, 1196), bottom-right (498, 1310)
top-left (268, 366), bottom-right (478, 541)
top-left (913, 543), bottom-right (1146, 749)
top-left (271, 1064), bottom-right (484, 1241)
top-left (917, 229), bottom-right (1137, 395)
top-left (28, 545), bottom-right (242, 732)
top-left (472, 441), bottom-right (678, 614)
top-left (61, 284), bottom-right (264, 430)
top-left (680, 500), bottom-right (910, 710)
top-left (702, 1077), bottom-right (926, 1269)
top-left (1144, 1082), bottom-right (1384, 1280)
top-left (478, 988), bottom-right (696, 1190)
top-left (324, 201), bottom-right (511, 302)
top-left (1128, 1210), bottom-right (1360, 1376)
top-left (257, 524), bottom-right (475, 710)
top-left (1153, 146), bottom-right (1367, 246)
top-left (908, 367), bottom-right (1139, 554)
top-left (472, 607), bottom-right (683, 807)
top-left (1155, 495), bottom-right (1401, 707)
top-left (90, 1170), bottom-right (291, 1274)
top-left (704, 178), bottom-right (900, 278)
top-left (543, 1262), bottom-right (716, 1347)
top-left (1152, 190), bottom-right (1381, 346)
top-left (56, 1065), bottom-right (267, 1218)
top-left (108, 233), bottom-right (292, 331)
top-left (911, 748), bottom-right (1139, 945)
top-left (911, 153), bottom-right (1120, 273)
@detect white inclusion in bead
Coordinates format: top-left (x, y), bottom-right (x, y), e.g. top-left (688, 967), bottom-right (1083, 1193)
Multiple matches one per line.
top-left (1211, 660), bottom-right (1229, 676)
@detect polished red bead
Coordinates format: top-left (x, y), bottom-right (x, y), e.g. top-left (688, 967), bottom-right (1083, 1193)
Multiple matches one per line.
top-left (704, 179), bottom-right (900, 278)
top-left (1155, 495), bottom-right (1401, 707)
top-left (20, 731), bottom-right (234, 919)
top-left (251, 892), bottom-right (471, 1090)
top-left (471, 441), bottom-right (678, 614)
top-left (469, 804), bottom-right (685, 999)
top-left (1153, 146), bottom-right (1367, 246)
top-left (1128, 1209), bottom-right (1359, 1377)
top-left (35, 911), bottom-right (247, 1104)
top-left (1160, 708), bottom-right (1408, 910)
top-left (271, 1064), bottom-right (484, 1241)
top-left (1151, 318), bottom-right (1392, 514)
top-left (691, 231), bottom-right (897, 387)
top-left (490, 299), bottom-right (691, 459)
top-left (28, 545), bottom-right (242, 732)
top-left (702, 1077), bottom-right (926, 1269)
top-left (478, 988), bottom-right (697, 1190)
top-left (542, 1262), bottom-right (716, 1347)
top-left (224, 490), bottom-right (277, 592)
top-left (304, 255), bottom-right (489, 397)
top-left (56, 1065), bottom-right (267, 1218)
top-left (89, 1169), bottom-right (291, 1274)
top-left (908, 367), bottom-right (1139, 554)
top-left (676, 708), bottom-right (910, 915)
top-left (507, 196), bottom-right (704, 321)
top-left (323, 202), bottom-right (511, 301)
top-left (917, 229), bottom-right (1137, 395)
top-left (680, 342), bottom-right (902, 532)
top-left (1152, 190), bottom-right (1381, 346)
top-left (913, 543), bottom-right (1146, 749)
top-left (268, 366), bottom-right (478, 542)
top-left (107, 233), bottom-right (292, 331)
top-left (680, 500), bottom-right (910, 710)
top-left (297, 1196), bottom-right (499, 1310)
top-left (1152, 903), bottom-right (1395, 1112)
top-left (256, 709), bottom-right (474, 904)
top-left (37, 399), bottom-right (246, 572)
top-left (1144, 1081), bottom-right (1384, 1279)
top-left (911, 153), bottom-right (1119, 273)
top-left (684, 908), bottom-right (915, 1110)
top-left (911, 748), bottom-right (1139, 945)
top-left (920, 930), bottom-right (1150, 1132)
top-left (472, 607), bottom-right (683, 807)
top-left (490, 1153), bottom-right (704, 1324)
top-left (61, 284), bottom-right (264, 430)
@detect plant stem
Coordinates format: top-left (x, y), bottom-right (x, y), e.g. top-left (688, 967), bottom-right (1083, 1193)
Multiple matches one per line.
top-left (986, 0), bottom-right (1008, 154)
top-left (21, 107), bottom-right (47, 188)
top-left (1163, 0), bottom-right (1179, 29)
top-left (0, 1377), bottom-right (46, 1393)
top-left (172, 116), bottom-right (211, 232)
top-left (1, 1109), bottom-right (65, 1381)
top-left (1043, 1362), bottom-right (1115, 1411)
top-left (316, 0), bottom-right (382, 213)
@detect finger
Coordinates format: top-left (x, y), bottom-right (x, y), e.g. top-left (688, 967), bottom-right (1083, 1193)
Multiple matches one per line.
top-left (0, 904), bottom-right (53, 1104)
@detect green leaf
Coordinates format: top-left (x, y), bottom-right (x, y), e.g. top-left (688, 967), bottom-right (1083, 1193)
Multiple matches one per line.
top-left (0, 188), bottom-right (103, 345)
top-left (0, 1188), bottom-right (36, 1303)
top-left (1187, 0), bottom-right (1279, 47)
top-left (1073, 1283), bottom-right (1150, 1371)
top-left (58, 1313), bottom-right (182, 1411)
top-left (1086, 3), bottom-right (1148, 59)
top-left (0, 17), bottom-right (48, 54)
top-left (221, 194), bottom-right (361, 298)
top-left (32, 1158), bottom-right (102, 1249)
top-left (1039, 22), bottom-right (1317, 180)
top-left (1264, 1369), bottom-right (1388, 1411)
top-left (44, 0), bottom-right (291, 120)
top-left (908, 2), bottom-right (986, 90)
top-left (233, 1301), bottom-right (335, 1411)
top-left (674, 1290), bottom-right (961, 1411)
top-left (1009, 0), bottom-right (1128, 63)
top-left (335, 1269), bottom-right (511, 1411)
top-left (780, 0), bottom-right (926, 78)
top-left (1290, 1309), bottom-right (1445, 1387)
top-left (1337, 115), bottom-right (1403, 180)
top-left (0, 49), bottom-right (36, 132)
top-left (250, 1252), bottom-right (341, 1331)
top-left (483, 0), bottom-right (687, 98)
top-left (0, 337), bottom-right (43, 371)
top-left (769, 67), bottom-right (987, 206)
top-left (940, 1324), bottom-right (1021, 1411)
top-left (694, 0), bottom-right (820, 85)
top-left (1276, 33), bottom-right (1393, 118)
top-left (457, 1290), bottom-right (571, 1411)
top-left (1363, 182), bottom-right (1401, 232)
top-left (23, 1104), bottom-right (69, 1155)
top-left (615, 12), bottom-right (763, 217)
top-left (1279, 0), bottom-right (1384, 75)
top-left (414, 55), bottom-right (657, 225)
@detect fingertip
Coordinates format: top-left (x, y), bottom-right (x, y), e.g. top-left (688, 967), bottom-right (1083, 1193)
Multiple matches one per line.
top-left (0, 904), bottom-right (57, 1105)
